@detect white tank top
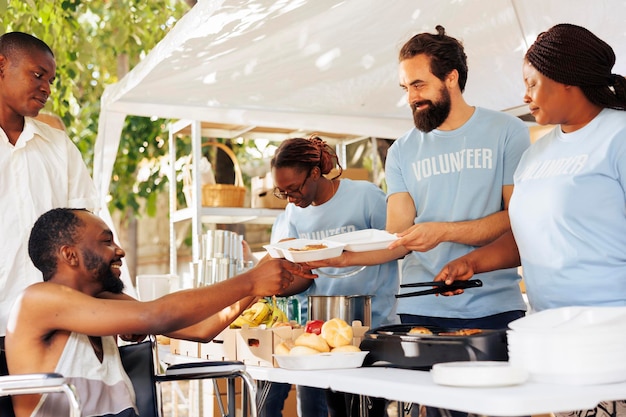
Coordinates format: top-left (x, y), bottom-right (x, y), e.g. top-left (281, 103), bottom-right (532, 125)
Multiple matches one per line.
top-left (32, 332), bottom-right (137, 417)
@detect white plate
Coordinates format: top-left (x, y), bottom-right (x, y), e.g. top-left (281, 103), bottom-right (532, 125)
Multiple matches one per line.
top-left (508, 306), bottom-right (626, 332)
top-left (273, 351), bottom-right (368, 370)
top-left (431, 361), bottom-right (528, 387)
top-left (528, 368), bottom-right (626, 385)
top-left (326, 229), bottom-right (398, 252)
top-left (263, 239), bottom-right (345, 262)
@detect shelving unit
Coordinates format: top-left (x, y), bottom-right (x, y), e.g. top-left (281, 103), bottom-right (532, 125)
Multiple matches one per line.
top-left (170, 207), bottom-right (283, 225)
top-left (167, 120), bottom-right (285, 277)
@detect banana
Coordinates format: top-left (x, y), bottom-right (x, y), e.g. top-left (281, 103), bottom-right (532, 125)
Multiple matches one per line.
top-left (231, 300), bottom-right (269, 328)
top-left (262, 309), bottom-right (276, 326)
top-left (241, 311), bottom-right (256, 322)
top-left (230, 314), bottom-right (256, 329)
top-left (237, 299), bottom-right (271, 326)
top-left (270, 307), bottom-right (289, 327)
top-left (251, 302), bottom-right (271, 325)
top-left (231, 298), bottom-right (291, 329)
top-left (269, 296), bottom-right (289, 327)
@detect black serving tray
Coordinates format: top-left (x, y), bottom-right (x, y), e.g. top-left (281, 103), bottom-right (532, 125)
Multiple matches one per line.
top-left (359, 324), bottom-right (508, 370)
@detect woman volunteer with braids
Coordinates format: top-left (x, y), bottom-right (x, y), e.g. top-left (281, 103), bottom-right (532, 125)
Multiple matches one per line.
top-left (269, 136), bottom-right (399, 332)
top-left (434, 23), bottom-right (626, 417)
top-left (260, 135), bottom-right (399, 417)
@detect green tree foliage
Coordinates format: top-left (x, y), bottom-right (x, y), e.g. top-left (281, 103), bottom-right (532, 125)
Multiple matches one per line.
top-left (1, 0), bottom-right (190, 217)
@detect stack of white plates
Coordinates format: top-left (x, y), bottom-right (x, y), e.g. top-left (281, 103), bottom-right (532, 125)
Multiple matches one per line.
top-left (431, 361), bottom-right (528, 387)
top-left (507, 306), bottom-right (626, 385)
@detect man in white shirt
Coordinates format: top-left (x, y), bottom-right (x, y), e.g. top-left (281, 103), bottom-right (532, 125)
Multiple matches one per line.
top-left (0, 32), bottom-right (98, 406)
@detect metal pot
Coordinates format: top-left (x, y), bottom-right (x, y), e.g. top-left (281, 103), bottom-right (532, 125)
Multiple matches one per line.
top-left (308, 295), bottom-right (372, 327)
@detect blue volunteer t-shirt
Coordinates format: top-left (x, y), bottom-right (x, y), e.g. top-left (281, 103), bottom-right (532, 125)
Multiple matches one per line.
top-left (386, 107), bottom-right (529, 318)
top-left (276, 179), bottom-right (399, 328)
top-left (510, 108), bottom-right (626, 311)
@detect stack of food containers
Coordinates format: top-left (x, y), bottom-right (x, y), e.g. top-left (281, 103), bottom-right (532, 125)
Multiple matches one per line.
top-left (193, 230), bottom-right (253, 287)
top-left (507, 306), bottom-right (626, 385)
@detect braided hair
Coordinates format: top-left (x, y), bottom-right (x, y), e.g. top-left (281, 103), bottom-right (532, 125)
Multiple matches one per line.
top-left (525, 23), bottom-right (626, 110)
top-left (271, 135), bottom-right (343, 179)
top-left (399, 25), bottom-right (468, 92)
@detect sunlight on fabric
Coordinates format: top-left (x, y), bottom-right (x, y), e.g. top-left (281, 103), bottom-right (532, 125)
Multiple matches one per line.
top-left (316, 48), bottom-right (341, 71)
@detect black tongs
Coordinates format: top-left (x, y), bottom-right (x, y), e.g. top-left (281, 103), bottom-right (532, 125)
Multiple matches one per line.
top-left (395, 279), bottom-right (483, 298)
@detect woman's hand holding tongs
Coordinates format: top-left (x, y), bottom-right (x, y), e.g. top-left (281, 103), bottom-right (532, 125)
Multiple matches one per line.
top-left (396, 279), bottom-right (482, 298)
top-left (432, 257), bottom-right (478, 296)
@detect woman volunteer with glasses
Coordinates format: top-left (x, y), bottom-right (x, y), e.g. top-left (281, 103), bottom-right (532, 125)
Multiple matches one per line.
top-left (261, 135), bottom-right (399, 417)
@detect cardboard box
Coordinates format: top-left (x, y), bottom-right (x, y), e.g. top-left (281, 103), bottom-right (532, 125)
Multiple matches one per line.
top-left (171, 322), bottom-right (368, 368)
top-left (170, 338), bottom-right (201, 358)
top-left (251, 174), bottom-right (288, 209)
top-left (212, 391), bottom-right (243, 417)
top-left (349, 321), bottom-right (370, 346)
top-left (284, 385), bottom-right (298, 417)
top-left (236, 326), bottom-right (304, 367)
top-left (235, 322), bottom-right (369, 368)
top-left (199, 328), bottom-right (237, 361)
top-left (169, 338), bottom-right (181, 355)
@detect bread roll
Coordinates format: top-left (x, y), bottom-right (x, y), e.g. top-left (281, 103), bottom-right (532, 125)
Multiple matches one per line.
top-left (331, 344), bottom-right (361, 353)
top-left (275, 339), bottom-right (295, 355)
top-left (321, 318), bottom-right (353, 347)
top-left (294, 332), bottom-right (330, 352)
top-left (289, 345), bottom-right (320, 356)
top-left (408, 326), bottom-right (432, 335)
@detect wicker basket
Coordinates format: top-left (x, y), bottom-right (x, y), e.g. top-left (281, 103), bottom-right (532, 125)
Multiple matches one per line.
top-left (183, 141), bottom-right (246, 207)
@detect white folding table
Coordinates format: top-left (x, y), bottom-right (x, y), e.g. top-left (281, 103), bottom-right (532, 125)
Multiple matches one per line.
top-left (248, 365), bottom-right (626, 417)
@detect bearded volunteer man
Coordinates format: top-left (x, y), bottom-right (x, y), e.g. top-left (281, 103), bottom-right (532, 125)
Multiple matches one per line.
top-left (308, 26), bottom-right (529, 416)
top-left (312, 24), bottom-right (529, 332)
top-left (5, 208), bottom-right (314, 417)
top-left (384, 25), bottom-right (530, 329)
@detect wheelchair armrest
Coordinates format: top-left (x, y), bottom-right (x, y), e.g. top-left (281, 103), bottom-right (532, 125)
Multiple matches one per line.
top-left (0, 373), bottom-right (82, 417)
top-left (164, 361), bottom-right (246, 379)
top-left (160, 360), bottom-right (258, 417)
top-left (0, 373), bottom-right (67, 392)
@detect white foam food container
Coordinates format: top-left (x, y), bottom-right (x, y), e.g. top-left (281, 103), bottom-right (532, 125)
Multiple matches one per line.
top-left (263, 239), bottom-right (345, 262)
top-left (507, 307), bottom-right (626, 385)
top-left (325, 229), bottom-right (398, 252)
top-left (508, 306), bottom-right (626, 332)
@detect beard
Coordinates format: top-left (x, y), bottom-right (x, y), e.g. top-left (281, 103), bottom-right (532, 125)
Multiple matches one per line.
top-left (83, 249), bottom-right (125, 294)
top-left (411, 85), bottom-right (451, 132)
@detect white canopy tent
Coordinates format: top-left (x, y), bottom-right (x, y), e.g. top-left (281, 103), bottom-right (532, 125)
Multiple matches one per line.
top-left (94, 0), bottom-right (626, 204)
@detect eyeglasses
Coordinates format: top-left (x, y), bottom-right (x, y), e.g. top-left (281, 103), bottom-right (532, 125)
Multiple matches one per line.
top-left (273, 169), bottom-right (312, 200)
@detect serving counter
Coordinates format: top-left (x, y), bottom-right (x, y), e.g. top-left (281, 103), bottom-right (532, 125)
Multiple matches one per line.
top-left (161, 348), bottom-right (626, 417)
top-left (247, 365), bottom-right (626, 416)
